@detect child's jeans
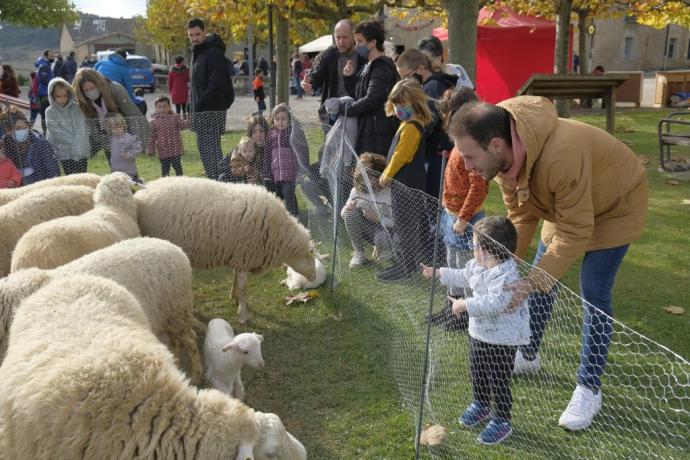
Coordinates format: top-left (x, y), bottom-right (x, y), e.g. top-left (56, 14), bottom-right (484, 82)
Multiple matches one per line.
top-left (470, 337), bottom-right (518, 421)
top-left (160, 156), bottom-right (183, 177)
top-left (276, 181), bottom-right (299, 217)
top-left (441, 209), bottom-right (484, 298)
top-left (342, 207), bottom-right (391, 255)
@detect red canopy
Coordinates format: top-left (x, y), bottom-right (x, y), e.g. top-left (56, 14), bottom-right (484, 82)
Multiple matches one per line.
top-left (434, 7), bottom-right (567, 103)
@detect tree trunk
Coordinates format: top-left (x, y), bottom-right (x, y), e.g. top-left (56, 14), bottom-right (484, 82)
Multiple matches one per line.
top-left (576, 10), bottom-right (588, 74)
top-left (276, 13), bottom-right (290, 105)
top-left (444, 0), bottom-right (479, 83)
top-left (554, 0), bottom-right (572, 117)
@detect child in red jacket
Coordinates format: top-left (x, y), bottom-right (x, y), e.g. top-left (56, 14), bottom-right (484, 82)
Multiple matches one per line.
top-left (0, 142), bottom-right (21, 188)
top-left (147, 96), bottom-right (190, 177)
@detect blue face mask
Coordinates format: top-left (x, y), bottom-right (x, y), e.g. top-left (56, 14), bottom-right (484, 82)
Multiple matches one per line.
top-left (14, 129), bottom-right (29, 143)
top-left (394, 105), bottom-right (414, 121)
top-left (355, 43), bottom-right (370, 60)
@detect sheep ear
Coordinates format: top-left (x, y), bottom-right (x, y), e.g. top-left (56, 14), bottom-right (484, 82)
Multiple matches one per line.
top-left (222, 342), bottom-right (238, 352)
top-left (254, 334), bottom-right (264, 342)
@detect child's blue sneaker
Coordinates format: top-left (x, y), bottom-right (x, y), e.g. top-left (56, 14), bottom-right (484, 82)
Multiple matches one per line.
top-left (458, 401), bottom-right (490, 427)
top-left (477, 418), bottom-right (513, 445)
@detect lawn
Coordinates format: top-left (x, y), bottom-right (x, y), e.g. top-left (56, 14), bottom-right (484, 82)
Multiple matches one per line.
top-left (87, 108), bottom-right (689, 459)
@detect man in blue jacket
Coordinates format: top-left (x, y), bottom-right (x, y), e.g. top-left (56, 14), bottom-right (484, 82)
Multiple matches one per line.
top-left (34, 49), bottom-right (54, 133)
top-left (95, 49), bottom-right (135, 100)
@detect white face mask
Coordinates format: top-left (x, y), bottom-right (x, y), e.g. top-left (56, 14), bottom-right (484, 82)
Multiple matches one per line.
top-left (84, 88), bottom-right (100, 100)
top-left (14, 129), bottom-right (29, 143)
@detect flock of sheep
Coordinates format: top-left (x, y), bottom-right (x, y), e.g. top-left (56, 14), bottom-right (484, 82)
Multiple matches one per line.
top-left (0, 173), bottom-right (319, 459)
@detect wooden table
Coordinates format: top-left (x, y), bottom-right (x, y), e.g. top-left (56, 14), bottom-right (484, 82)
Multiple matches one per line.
top-left (517, 73), bottom-right (629, 133)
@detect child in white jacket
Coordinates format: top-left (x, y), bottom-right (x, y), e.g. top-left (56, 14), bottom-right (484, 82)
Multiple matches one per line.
top-left (421, 215), bottom-right (530, 445)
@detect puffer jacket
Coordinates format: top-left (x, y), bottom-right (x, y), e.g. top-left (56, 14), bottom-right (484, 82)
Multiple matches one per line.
top-left (168, 64), bottom-right (190, 105)
top-left (190, 34), bottom-right (230, 112)
top-left (440, 259), bottom-right (530, 347)
top-left (95, 54), bottom-right (134, 100)
top-left (496, 96), bottom-right (648, 290)
top-left (34, 57), bottom-right (53, 97)
top-left (340, 56), bottom-right (399, 156)
top-left (45, 78), bottom-right (90, 161)
top-left (147, 111), bottom-right (189, 159)
top-left (3, 131), bottom-right (59, 185)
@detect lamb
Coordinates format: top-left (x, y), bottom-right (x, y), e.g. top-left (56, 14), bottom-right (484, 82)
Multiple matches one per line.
top-left (281, 253), bottom-right (327, 291)
top-left (254, 411), bottom-right (307, 460)
top-left (135, 176), bottom-right (317, 324)
top-left (204, 318), bottom-right (264, 400)
top-left (10, 172), bottom-right (140, 271)
top-left (0, 172), bottom-right (100, 206)
top-left (0, 275), bottom-right (306, 459)
top-left (0, 185), bottom-right (94, 277)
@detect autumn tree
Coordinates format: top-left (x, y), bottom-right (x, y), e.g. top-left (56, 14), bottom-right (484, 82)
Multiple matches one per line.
top-left (0, 0), bottom-right (77, 27)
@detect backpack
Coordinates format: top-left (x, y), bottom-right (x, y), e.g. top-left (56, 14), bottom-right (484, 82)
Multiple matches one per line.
top-left (224, 58), bottom-right (236, 109)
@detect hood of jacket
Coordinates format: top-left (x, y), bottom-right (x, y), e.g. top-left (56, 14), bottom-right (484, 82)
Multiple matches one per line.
top-left (170, 64), bottom-right (188, 73)
top-left (47, 77), bottom-right (76, 109)
top-left (106, 53), bottom-right (128, 68)
top-left (425, 72), bottom-right (458, 90)
top-left (369, 55), bottom-right (398, 80)
top-left (497, 95), bottom-right (558, 188)
top-left (35, 56), bottom-right (50, 68)
top-left (194, 33), bottom-right (226, 55)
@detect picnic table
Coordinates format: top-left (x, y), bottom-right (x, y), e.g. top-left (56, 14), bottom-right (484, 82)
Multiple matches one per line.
top-left (517, 73), bottom-right (629, 134)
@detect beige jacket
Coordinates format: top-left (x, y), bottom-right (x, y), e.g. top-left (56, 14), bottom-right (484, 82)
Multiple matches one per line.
top-left (496, 96), bottom-right (648, 290)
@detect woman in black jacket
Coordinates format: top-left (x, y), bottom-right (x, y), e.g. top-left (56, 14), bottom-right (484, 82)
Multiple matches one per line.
top-left (339, 20), bottom-right (399, 157)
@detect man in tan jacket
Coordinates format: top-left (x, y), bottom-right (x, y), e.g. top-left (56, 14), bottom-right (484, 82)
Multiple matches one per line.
top-left (448, 96), bottom-right (648, 432)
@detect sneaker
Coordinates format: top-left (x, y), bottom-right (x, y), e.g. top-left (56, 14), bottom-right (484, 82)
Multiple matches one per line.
top-left (558, 385), bottom-right (602, 431)
top-left (349, 250), bottom-right (366, 268)
top-left (477, 418), bottom-right (513, 445)
top-left (513, 350), bottom-right (541, 374)
top-left (458, 401), bottom-right (490, 427)
top-left (376, 262), bottom-right (413, 282)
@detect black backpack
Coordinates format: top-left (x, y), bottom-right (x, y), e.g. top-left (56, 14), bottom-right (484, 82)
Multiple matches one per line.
top-left (224, 58), bottom-right (236, 109)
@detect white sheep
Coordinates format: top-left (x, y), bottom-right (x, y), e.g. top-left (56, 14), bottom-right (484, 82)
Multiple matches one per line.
top-left (281, 253), bottom-right (327, 291)
top-left (10, 172), bottom-right (140, 271)
top-left (0, 238), bottom-right (202, 384)
top-left (254, 411), bottom-right (307, 460)
top-left (205, 318), bottom-right (264, 400)
top-left (0, 185), bottom-right (94, 277)
top-left (135, 176), bottom-right (317, 324)
top-left (0, 172), bottom-right (100, 206)
top-left (0, 275), bottom-right (305, 459)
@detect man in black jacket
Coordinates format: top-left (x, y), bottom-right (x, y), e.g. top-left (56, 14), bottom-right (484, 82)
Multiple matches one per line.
top-left (302, 19), bottom-right (366, 124)
top-left (187, 17), bottom-right (231, 180)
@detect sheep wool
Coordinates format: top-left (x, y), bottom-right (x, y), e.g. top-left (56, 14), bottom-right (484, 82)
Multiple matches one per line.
top-left (10, 172), bottom-right (140, 271)
top-left (0, 172), bottom-right (100, 206)
top-left (0, 275), bottom-right (261, 459)
top-left (135, 177), bottom-right (316, 324)
top-left (0, 185), bottom-right (94, 277)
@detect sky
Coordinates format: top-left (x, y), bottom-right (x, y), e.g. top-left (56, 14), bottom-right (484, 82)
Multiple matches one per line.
top-left (73, 0), bottom-right (147, 18)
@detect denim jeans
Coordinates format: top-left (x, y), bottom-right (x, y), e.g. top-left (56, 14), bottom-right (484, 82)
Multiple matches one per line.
top-left (441, 210), bottom-right (484, 298)
top-left (521, 241), bottom-right (629, 391)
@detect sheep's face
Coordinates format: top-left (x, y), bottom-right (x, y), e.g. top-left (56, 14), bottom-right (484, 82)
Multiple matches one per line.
top-left (94, 172), bottom-right (138, 208)
top-left (285, 256), bottom-right (316, 282)
top-left (222, 333), bottom-right (264, 369)
top-left (254, 412), bottom-right (307, 460)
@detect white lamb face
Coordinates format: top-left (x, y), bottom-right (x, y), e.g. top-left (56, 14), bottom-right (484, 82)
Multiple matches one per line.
top-left (254, 412), bottom-right (307, 460)
top-left (94, 172), bottom-right (138, 205)
top-left (223, 333), bottom-right (265, 369)
top-left (285, 256), bottom-right (316, 282)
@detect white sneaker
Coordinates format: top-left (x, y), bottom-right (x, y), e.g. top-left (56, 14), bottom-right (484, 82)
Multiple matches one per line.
top-left (513, 350), bottom-right (541, 374)
top-left (349, 250), bottom-right (366, 268)
top-left (559, 385), bottom-right (602, 431)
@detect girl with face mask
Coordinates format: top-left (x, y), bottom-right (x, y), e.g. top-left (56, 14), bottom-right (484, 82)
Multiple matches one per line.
top-left (375, 78), bottom-right (434, 282)
top-left (3, 115), bottom-right (59, 185)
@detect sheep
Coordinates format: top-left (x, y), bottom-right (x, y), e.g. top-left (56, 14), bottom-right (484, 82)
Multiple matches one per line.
top-left (0, 185), bottom-right (94, 277)
top-left (281, 253), bottom-right (327, 291)
top-left (0, 172), bottom-right (100, 206)
top-left (0, 237), bottom-right (203, 384)
top-left (254, 411), bottom-right (307, 460)
top-left (204, 318), bottom-right (264, 400)
top-left (135, 176), bottom-right (317, 324)
top-left (10, 172), bottom-right (140, 271)
top-left (0, 275), bottom-right (305, 459)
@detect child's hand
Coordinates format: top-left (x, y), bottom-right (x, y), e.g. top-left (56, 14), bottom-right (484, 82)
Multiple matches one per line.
top-left (505, 278), bottom-right (531, 311)
top-left (420, 263), bottom-right (439, 279)
top-left (362, 208), bottom-right (379, 223)
top-left (453, 219), bottom-right (467, 235)
top-left (343, 201), bottom-right (356, 212)
top-left (379, 175), bottom-right (392, 187)
top-left (448, 296), bottom-right (467, 317)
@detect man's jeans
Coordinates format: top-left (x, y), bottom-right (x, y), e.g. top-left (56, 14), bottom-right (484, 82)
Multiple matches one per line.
top-left (194, 111), bottom-right (225, 180)
top-left (521, 241), bottom-right (629, 391)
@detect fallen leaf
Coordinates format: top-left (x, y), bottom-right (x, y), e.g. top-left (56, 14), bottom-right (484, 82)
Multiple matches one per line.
top-left (638, 155), bottom-right (650, 167)
top-left (420, 424), bottom-right (448, 447)
top-left (319, 195), bottom-right (329, 205)
top-left (663, 305), bottom-right (685, 315)
top-left (681, 199), bottom-right (690, 205)
top-left (666, 180), bottom-right (681, 186)
top-left (284, 290), bottom-right (319, 306)
top-left (327, 312), bottom-right (343, 321)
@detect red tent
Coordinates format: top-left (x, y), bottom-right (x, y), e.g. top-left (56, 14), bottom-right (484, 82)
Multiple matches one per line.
top-left (434, 7), bottom-right (566, 103)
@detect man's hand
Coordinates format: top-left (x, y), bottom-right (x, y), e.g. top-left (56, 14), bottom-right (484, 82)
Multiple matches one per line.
top-left (420, 263), bottom-right (439, 279)
top-left (448, 296), bottom-right (467, 317)
top-left (505, 278), bottom-right (532, 311)
top-left (343, 59), bottom-right (354, 77)
top-left (379, 174), bottom-right (392, 187)
top-left (301, 74), bottom-right (312, 94)
top-left (453, 219), bottom-right (467, 235)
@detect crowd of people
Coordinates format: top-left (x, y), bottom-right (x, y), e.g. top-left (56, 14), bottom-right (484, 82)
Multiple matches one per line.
top-left (0, 15), bottom-right (648, 448)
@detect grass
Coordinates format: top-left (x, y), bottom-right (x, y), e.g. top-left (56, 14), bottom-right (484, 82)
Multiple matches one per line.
top-left (87, 109), bottom-right (689, 458)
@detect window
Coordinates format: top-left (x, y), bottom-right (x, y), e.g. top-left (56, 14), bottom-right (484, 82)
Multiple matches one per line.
top-left (624, 37), bottom-right (634, 61)
top-left (668, 38), bottom-right (677, 58)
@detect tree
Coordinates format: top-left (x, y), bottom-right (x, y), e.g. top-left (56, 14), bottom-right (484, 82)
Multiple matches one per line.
top-left (0, 0), bottom-right (77, 27)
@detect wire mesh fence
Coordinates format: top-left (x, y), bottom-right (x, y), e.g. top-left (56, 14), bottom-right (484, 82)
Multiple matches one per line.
top-left (1, 103), bottom-right (688, 458)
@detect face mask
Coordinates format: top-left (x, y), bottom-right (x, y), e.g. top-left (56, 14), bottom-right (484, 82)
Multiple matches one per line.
top-left (14, 129), bottom-right (29, 143)
top-left (84, 88), bottom-right (101, 100)
top-left (394, 105), bottom-right (414, 121)
top-left (48, 58), bottom-right (55, 64)
top-left (355, 44), bottom-right (370, 60)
